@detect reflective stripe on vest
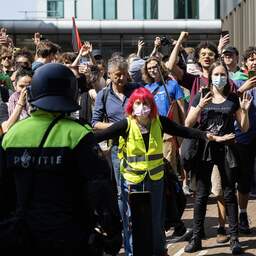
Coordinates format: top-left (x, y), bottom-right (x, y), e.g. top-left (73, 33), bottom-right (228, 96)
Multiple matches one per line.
top-left (119, 117), bottom-right (164, 183)
top-left (123, 152), bottom-right (163, 163)
top-left (123, 160), bottom-right (164, 176)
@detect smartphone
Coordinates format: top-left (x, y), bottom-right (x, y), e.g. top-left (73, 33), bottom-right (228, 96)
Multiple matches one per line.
top-left (79, 57), bottom-right (90, 65)
top-left (201, 87), bottom-right (210, 97)
top-left (221, 30), bottom-right (229, 37)
top-left (248, 70), bottom-right (256, 79)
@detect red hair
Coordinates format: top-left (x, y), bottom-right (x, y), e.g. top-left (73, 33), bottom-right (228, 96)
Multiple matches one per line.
top-left (126, 87), bottom-right (158, 119)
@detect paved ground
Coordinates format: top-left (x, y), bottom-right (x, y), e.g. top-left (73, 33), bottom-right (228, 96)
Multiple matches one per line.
top-left (118, 195), bottom-right (256, 256)
top-left (167, 195), bottom-right (256, 256)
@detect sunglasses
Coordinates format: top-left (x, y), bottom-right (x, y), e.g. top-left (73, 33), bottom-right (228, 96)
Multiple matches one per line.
top-left (2, 55), bottom-right (12, 60)
top-left (16, 61), bottom-right (30, 66)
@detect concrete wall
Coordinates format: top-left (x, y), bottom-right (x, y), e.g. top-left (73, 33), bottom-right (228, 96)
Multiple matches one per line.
top-left (220, 0), bottom-right (242, 17)
top-left (199, 0), bottom-right (215, 19)
top-left (117, 0), bottom-right (132, 19)
top-left (78, 0), bottom-right (91, 19)
top-left (158, 0), bottom-right (174, 20)
top-left (222, 0), bottom-right (256, 54)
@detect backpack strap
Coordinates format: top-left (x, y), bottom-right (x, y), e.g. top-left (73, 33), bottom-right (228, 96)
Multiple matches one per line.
top-left (101, 86), bottom-right (111, 122)
top-left (39, 114), bottom-right (64, 148)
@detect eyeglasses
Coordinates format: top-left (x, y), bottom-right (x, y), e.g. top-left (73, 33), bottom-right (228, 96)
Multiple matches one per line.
top-left (2, 55), bottom-right (12, 60)
top-left (16, 61), bottom-right (29, 66)
top-left (199, 52), bottom-right (215, 58)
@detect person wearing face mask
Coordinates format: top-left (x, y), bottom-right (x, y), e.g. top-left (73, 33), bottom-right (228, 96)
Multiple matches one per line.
top-left (95, 87), bottom-right (236, 256)
top-left (184, 61), bottom-right (252, 254)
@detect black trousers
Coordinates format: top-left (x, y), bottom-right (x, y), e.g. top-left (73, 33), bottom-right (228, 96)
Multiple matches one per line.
top-left (193, 155), bottom-right (238, 238)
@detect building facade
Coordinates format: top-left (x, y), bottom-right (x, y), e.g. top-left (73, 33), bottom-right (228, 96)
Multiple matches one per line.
top-left (1, 0), bottom-right (222, 57)
top-left (220, 0), bottom-right (256, 55)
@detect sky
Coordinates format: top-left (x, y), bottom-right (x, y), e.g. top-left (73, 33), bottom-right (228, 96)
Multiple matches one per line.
top-left (0, 0), bottom-right (37, 19)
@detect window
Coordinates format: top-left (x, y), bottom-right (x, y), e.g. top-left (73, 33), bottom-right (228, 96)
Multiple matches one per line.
top-left (174, 0), bottom-right (199, 19)
top-left (74, 0), bottom-right (78, 18)
top-left (92, 0), bottom-right (117, 20)
top-left (47, 0), bottom-right (64, 18)
top-left (133, 0), bottom-right (158, 19)
top-left (215, 0), bottom-right (220, 19)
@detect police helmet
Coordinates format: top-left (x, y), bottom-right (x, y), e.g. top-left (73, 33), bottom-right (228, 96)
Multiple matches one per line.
top-left (30, 63), bottom-right (80, 113)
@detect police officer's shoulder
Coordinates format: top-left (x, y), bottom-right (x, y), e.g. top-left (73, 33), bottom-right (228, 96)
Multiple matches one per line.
top-left (64, 116), bottom-right (92, 131)
top-left (1, 116), bottom-right (33, 149)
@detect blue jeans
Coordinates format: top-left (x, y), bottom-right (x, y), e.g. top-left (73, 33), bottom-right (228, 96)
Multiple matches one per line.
top-left (111, 145), bottom-right (123, 219)
top-left (121, 175), bottom-right (166, 256)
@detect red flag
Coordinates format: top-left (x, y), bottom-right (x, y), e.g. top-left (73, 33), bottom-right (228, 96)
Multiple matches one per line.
top-left (72, 17), bottom-right (82, 52)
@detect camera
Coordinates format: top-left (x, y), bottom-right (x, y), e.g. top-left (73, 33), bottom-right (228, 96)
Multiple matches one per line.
top-left (160, 36), bottom-right (172, 46)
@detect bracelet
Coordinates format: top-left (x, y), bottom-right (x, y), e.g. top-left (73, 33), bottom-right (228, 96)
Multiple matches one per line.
top-left (17, 103), bottom-right (25, 107)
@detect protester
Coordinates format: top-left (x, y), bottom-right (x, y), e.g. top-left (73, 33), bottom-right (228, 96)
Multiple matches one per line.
top-left (95, 87), bottom-right (235, 256)
top-left (92, 57), bottom-right (141, 220)
top-left (32, 40), bottom-right (59, 71)
top-left (7, 68), bottom-right (32, 121)
top-left (184, 61), bottom-right (252, 254)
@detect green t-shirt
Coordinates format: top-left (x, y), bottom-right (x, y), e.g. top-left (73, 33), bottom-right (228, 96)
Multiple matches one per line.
top-left (0, 72), bottom-right (13, 91)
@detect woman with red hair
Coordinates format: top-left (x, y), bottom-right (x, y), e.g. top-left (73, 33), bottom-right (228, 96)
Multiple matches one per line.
top-left (95, 87), bottom-right (234, 256)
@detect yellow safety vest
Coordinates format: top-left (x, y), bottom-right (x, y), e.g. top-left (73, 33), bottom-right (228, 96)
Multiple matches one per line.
top-left (118, 116), bottom-right (164, 184)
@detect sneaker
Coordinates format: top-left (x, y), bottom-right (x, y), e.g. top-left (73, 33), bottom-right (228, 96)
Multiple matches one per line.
top-left (230, 237), bottom-right (242, 254)
top-left (183, 185), bottom-right (192, 195)
top-left (239, 212), bottom-right (251, 234)
top-left (216, 226), bottom-right (229, 243)
top-left (184, 236), bottom-right (202, 253)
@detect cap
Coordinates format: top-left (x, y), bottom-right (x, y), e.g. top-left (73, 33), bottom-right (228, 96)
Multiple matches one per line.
top-left (92, 49), bottom-right (102, 58)
top-left (222, 46), bottom-right (239, 56)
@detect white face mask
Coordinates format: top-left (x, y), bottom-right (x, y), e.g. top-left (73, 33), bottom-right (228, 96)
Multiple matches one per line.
top-left (212, 75), bottom-right (227, 90)
top-left (133, 104), bottom-right (151, 117)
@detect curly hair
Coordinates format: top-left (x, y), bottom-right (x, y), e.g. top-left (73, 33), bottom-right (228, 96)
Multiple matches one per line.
top-left (194, 41), bottom-right (219, 64)
top-left (142, 56), bottom-right (170, 84)
top-left (243, 46), bottom-right (256, 62)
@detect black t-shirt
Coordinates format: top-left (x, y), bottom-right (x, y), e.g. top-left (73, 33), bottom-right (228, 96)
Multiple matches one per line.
top-left (192, 92), bottom-right (240, 136)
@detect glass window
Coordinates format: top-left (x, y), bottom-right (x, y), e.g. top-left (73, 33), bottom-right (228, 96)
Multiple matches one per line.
top-left (74, 0), bottom-right (77, 18)
top-left (174, 0), bottom-right (199, 19)
top-left (215, 0), bottom-right (220, 19)
top-left (133, 0), bottom-right (158, 19)
top-left (92, 0), bottom-right (116, 20)
top-left (47, 0), bottom-right (64, 18)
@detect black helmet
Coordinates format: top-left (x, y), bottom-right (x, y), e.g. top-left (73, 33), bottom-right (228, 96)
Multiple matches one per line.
top-left (30, 63), bottom-right (80, 113)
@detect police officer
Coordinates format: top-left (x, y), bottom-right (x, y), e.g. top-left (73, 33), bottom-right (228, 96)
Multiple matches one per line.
top-left (0, 63), bottom-right (122, 254)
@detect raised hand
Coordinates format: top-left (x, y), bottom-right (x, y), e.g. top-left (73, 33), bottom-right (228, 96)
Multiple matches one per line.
top-left (17, 87), bottom-right (27, 107)
top-left (80, 41), bottom-right (92, 57)
top-left (177, 31), bottom-right (189, 45)
top-left (218, 33), bottom-right (230, 53)
top-left (198, 90), bottom-right (212, 109)
top-left (32, 32), bottom-right (41, 46)
top-left (239, 92), bottom-right (252, 111)
top-left (138, 40), bottom-right (145, 50)
top-left (154, 37), bottom-right (161, 48)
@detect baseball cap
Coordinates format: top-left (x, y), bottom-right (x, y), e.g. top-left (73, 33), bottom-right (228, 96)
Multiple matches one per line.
top-left (222, 46), bottom-right (239, 56)
top-left (92, 49), bottom-right (102, 59)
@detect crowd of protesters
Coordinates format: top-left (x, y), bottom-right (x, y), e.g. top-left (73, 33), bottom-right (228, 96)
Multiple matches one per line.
top-left (1, 25), bottom-right (256, 255)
